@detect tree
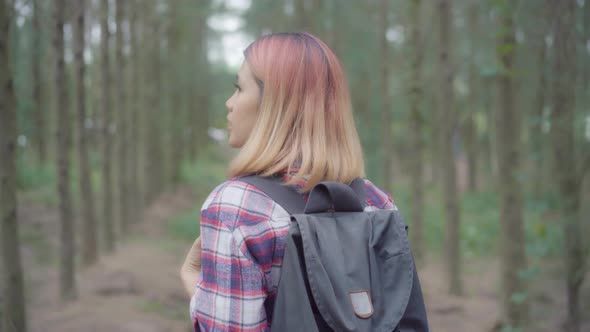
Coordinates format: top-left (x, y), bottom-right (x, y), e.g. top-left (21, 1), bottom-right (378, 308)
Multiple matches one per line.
top-left (379, 0), bottom-right (393, 193)
top-left (550, 1), bottom-right (587, 330)
top-left (294, 0), bottom-right (310, 31)
top-left (115, 0), bottom-right (130, 235)
top-left (128, 0), bottom-right (142, 223)
top-left (101, 0), bottom-right (115, 251)
top-left (32, 0), bottom-right (46, 164)
top-left (464, 0), bottom-right (479, 192)
top-left (0, 0), bottom-right (28, 330)
top-left (74, 0), bottom-right (98, 266)
top-left (408, 0), bottom-right (425, 262)
top-left (168, 0), bottom-right (185, 185)
top-left (189, 0), bottom-right (211, 162)
top-left (145, 2), bottom-right (165, 202)
top-left (54, 0), bottom-right (77, 301)
top-left (495, 0), bottom-right (528, 327)
top-left (437, 0), bottom-right (462, 295)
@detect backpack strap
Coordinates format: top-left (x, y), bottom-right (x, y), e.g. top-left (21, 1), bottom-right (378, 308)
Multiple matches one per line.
top-left (239, 175), bottom-right (368, 215)
top-left (238, 175), bottom-right (307, 215)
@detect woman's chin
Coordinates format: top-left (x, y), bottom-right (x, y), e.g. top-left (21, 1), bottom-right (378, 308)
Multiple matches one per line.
top-left (227, 137), bottom-right (240, 149)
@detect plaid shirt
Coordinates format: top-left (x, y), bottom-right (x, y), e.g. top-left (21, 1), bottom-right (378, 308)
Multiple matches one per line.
top-left (190, 170), bottom-right (395, 332)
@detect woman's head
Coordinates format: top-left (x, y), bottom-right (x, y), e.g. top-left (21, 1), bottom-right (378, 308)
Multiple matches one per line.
top-left (226, 32), bottom-right (365, 192)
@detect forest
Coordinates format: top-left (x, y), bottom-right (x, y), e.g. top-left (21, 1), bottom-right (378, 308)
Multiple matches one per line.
top-left (0, 0), bottom-right (589, 331)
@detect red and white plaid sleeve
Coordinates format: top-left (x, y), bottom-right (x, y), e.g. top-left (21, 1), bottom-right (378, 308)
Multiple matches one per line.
top-left (190, 181), bottom-right (273, 332)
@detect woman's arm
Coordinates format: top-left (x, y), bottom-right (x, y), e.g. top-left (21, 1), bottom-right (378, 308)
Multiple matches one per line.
top-left (190, 181), bottom-right (270, 332)
top-left (180, 236), bottom-right (202, 297)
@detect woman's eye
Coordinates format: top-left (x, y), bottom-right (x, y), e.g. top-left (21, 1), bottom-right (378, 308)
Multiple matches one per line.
top-left (233, 83), bottom-right (241, 92)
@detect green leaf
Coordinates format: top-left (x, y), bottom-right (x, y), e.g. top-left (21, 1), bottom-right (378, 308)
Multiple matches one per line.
top-left (517, 267), bottom-right (540, 281)
top-left (510, 291), bottom-right (528, 304)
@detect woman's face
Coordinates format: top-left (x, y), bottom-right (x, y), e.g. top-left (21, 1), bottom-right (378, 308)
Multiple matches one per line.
top-left (225, 61), bottom-right (261, 148)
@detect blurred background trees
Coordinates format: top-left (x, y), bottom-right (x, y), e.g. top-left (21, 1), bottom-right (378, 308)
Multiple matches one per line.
top-left (1, 0), bottom-right (588, 331)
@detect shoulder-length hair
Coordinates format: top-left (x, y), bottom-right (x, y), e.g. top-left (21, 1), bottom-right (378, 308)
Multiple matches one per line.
top-left (227, 32), bottom-right (365, 192)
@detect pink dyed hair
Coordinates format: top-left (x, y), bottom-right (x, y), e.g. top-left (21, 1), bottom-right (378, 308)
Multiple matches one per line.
top-left (228, 32), bottom-right (365, 191)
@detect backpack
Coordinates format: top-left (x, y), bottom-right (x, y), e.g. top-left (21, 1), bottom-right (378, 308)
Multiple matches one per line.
top-left (239, 175), bottom-right (429, 332)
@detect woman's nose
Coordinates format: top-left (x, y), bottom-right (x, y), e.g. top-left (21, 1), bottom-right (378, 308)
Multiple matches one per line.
top-left (225, 95), bottom-right (233, 112)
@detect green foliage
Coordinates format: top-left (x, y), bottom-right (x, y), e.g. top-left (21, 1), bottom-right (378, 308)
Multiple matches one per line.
top-left (137, 298), bottom-right (187, 320)
top-left (510, 291), bottom-right (528, 305)
top-left (460, 190), bottom-right (501, 257)
top-left (167, 208), bottom-right (200, 242)
top-left (500, 325), bottom-right (523, 332)
top-left (524, 198), bottom-right (564, 258)
top-left (16, 151), bottom-right (55, 190)
top-left (167, 144), bottom-right (228, 242)
top-left (180, 145), bottom-right (228, 190)
top-left (394, 180), bottom-right (564, 259)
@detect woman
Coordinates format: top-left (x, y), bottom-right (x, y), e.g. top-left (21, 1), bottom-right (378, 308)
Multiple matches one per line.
top-left (181, 32), bottom-right (407, 331)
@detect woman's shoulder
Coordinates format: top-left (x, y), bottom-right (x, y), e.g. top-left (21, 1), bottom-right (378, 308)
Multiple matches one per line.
top-left (362, 178), bottom-right (397, 211)
top-left (200, 179), bottom-right (286, 229)
top-left (201, 178), bottom-right (278, 209)
top-left (201, 177), bottom-right (396, 217)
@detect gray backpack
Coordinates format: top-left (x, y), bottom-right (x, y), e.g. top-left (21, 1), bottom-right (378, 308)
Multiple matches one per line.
top-left (239, 176), bottom-right (429, 332)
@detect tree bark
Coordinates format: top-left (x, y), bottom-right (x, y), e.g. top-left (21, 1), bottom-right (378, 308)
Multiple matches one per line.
top-left (294, 0), bottom-right (309, 31)
top-left (168, 1), bottom-right (184, 185)
top-left (190, 0), bottom-right (211, 162)
top-left (146, 4), bottom-right (164, 202)
top-left (129, 0), bottom-right (141, 223)
top-left (379, 0), bottom-right (393, 193)
top-left (437, 0), bottom-right (462, 296)
top-left (101, 0), bottom-right (115, 252)
top-left (0, 0), bottom-right (28, 330)
top-left (408, 0), bottom-right (425, 263)
top-left (531, 31), bottom-right (548, 197)
top-left (464, 1), bottom-right (479, 192)
top-left (32, 0), bottom-right (46, 164)
top-left (54, 0), bottom-right (77, 301)
top-left (115, 0), bottom-right (129, 235)
top-left (550, 1), bottom-right (584, 331)
top-left (74, 0), bottom-right (98, 267)
top-left (495, 1), bottom-right (528, 327)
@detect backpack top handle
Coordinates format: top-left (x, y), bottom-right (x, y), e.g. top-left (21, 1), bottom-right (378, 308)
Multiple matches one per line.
top-left (304, 179), bottom-right (366, 214)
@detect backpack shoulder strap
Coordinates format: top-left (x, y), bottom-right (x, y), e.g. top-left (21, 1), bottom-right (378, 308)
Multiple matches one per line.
top-left (238, 175), bottom-right (306, 215)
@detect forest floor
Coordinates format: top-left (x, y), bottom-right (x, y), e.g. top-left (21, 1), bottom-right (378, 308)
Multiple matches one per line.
top-left (18, 185), bottom-right (590, 332)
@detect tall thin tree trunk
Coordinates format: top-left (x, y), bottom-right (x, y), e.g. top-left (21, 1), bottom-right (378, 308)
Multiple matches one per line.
top-left (483, 76), bottom-right (498, 181)
top-left (379, 0), bottom-right (393, 193)
top-left (408, 0), bottom-right (425, 263)
top-left (169, 1), bottom-right (184, 185)
top-left (550, 1), bottom-right (584, 331)
top-left (495, 1), bottom-right (528, 327)
top-left (74, 0), bottom-right (98, 266)
top-left (531, 33), bottom-right (548, 197)
top-left (437, 0), bottom-right (462, 295)
top-left (32, 0), bottom-right (46, 164)
top-left (190, 1), bottom-right (211, 162)
top-left (464, 1), bottom-right (479, 192)
top-left (115, 0), bottom-right (129, 235)
top-left (294, 0), bottom-right (309, 31)
top-left (0, 0), bottom-right (28, 330)
top-left (146, 6), bottom-right (164, 202)
top-left (54, 0), bottom-right (77, 301)
top-left (101, 0), bottom-right (115, 252)
top-left (129, 0), bottom-right (141, 223)
top-left (583, 0), bottom-right (590, 93)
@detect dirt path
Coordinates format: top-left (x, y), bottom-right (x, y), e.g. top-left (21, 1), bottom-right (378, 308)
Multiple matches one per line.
top-left (25, 187), bottom-right (196, 332)
top-left (19, 186), bottom-right (588, 332)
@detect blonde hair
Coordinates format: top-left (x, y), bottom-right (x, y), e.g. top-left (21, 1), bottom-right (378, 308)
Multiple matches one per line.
top-left (228, 32), bottom-right (365, 192)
